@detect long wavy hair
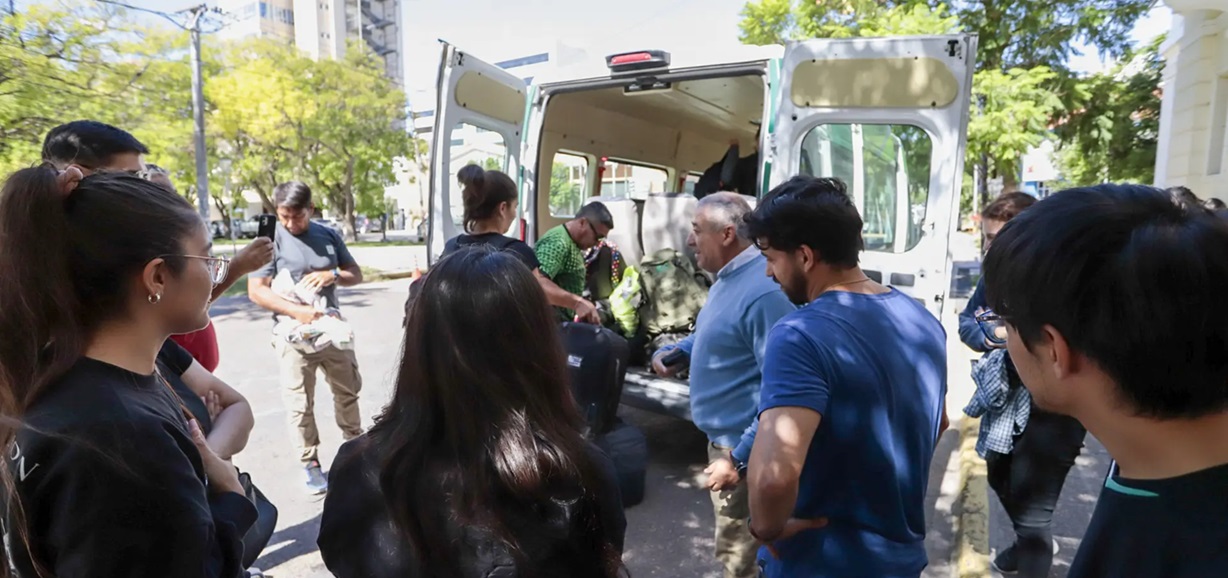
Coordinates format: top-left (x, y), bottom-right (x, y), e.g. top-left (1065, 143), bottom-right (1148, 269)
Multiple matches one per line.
top-left (372, 246), bottom-right (623, 576)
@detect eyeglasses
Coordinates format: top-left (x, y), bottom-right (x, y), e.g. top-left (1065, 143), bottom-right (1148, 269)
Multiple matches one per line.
top-left (162, 255), bottom-right (230, 286)
top-left (975, 309), bottom-right (1008, 346)
top-left (584, 218), bottom-right (605, 242)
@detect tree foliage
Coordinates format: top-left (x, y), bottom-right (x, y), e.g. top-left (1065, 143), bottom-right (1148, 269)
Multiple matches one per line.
top-left (0, 1), bottom-right (420, 239)
top-left (1053, 35), bottom-right (1163, 186)
top-left (738, 0), bottom-right (1154, 212)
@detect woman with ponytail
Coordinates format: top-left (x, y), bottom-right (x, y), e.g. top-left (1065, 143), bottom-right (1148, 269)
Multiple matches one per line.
top-left (432, 165), bottom-right (601, 324)
top-left (0, 167), bottom-right (255, 577)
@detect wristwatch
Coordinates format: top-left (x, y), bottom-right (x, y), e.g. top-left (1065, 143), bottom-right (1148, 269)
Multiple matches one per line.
top-left (331, 267), bottom-right (340, 281)
top-left (730, 451), bottom-right (748, 480)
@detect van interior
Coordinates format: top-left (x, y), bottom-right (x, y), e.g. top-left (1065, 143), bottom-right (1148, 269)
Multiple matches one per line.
top-left (533, 73), bottom-right (766, 268)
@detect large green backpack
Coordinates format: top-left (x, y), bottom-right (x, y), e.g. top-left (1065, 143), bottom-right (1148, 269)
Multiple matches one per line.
top-left (637, 248), bottom-right (709, 335)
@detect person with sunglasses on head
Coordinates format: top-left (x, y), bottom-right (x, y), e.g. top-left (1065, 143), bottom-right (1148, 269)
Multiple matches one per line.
top-left (961, 192), bottom-right (1085, 577)
top-left (981, 184), bottom-right (1228, 578)
top-left (41, 121), bottom-right (275, 373)
top-left (743, 176), bottom-right (948, 578)
top-left (534, 201), bottom-right (614, 322)
top-left (0, 167), bottom-right (255, 577)
top-left (247, 181), bottom-right (364, 495)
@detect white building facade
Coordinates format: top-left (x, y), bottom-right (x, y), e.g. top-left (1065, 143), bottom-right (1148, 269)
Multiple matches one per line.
top-left (1156, 1), bottom-right (1228, 199)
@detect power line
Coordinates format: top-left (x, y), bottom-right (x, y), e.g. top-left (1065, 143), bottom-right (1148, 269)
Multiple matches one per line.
top-left (96, 0), bottom-right (219, 219)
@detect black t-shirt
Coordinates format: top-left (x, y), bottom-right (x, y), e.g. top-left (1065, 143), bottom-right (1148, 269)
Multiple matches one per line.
top-left (158, 338), bottom-right (212, 433)
top-left (6, 357), bottom-right (256, 577)
top-left (1068, 461), bottom-right (1228, 578)
top-left (443, 232), bottom-right (540, 271)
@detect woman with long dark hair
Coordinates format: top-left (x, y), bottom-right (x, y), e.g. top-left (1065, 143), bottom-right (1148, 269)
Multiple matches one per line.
top-left (0, 167), bottom-right (255, 577)
top-left (320, 246), bottom-right (626, 578)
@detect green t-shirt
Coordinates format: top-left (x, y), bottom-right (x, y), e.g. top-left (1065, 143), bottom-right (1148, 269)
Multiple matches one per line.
top-left (535, 224), bottom-right (586, 318)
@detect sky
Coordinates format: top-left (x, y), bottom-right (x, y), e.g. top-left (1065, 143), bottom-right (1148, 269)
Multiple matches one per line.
top-left (29, 0), bottom-right (1174, 107)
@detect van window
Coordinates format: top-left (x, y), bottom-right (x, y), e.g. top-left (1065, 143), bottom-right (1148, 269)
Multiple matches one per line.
top-left (599, 159), bottom-right (669, 201)
top-left (550, 152), bottom-right (590, 218)
top-left (450, 122), bottom-right (508, 224)
top-left (798, 124), bottom-right (932, 253)
top-left (680, 172), bottom-right (703, 196)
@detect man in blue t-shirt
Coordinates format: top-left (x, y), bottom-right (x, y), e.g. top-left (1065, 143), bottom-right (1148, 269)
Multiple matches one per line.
top-left (743, 176), bottom-right (948, 578)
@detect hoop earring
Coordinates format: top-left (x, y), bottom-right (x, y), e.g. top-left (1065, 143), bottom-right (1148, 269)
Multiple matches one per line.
top-left (148, 293), bottom-right (162, 305)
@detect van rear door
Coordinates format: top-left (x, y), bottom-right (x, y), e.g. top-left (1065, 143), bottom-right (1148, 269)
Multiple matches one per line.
top-left (428, 43), bottom-right (529, 263)
top-left (772, 35), bottom-right (977, 317)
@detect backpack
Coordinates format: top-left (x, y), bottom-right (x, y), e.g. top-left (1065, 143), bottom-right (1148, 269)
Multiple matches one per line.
top-left (637, 248), bottom-right (709, 335)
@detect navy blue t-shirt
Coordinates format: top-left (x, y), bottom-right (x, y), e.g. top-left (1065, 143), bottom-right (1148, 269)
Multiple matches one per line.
top-left (758, 288), bottom-right (947, 578)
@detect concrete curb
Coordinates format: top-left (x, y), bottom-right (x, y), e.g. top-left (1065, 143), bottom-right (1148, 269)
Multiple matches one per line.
top-left (954, 416), bottom-right (990, 577)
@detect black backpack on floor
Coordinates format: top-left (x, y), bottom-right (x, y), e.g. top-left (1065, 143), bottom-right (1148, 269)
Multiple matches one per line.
top-left (594, 418), bottom-right (648, 508)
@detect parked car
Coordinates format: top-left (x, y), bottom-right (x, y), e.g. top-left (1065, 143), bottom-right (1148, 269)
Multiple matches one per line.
top-left (312, 218), bottom-right (342, 233)
top-left (357, 215), bottom-right (383, 234)
top-left (209, 220), bottom-right (228, 239)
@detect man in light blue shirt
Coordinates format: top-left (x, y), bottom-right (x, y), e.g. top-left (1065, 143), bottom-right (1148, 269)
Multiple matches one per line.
top-left (652, 192), bottom-right (795, 578)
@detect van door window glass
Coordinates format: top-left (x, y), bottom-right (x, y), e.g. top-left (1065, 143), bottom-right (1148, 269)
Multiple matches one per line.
top-left (798, 124), bottom-right (932, 253)
top-left (550, 152), bottom-right (590, 218)
top-left (599, 159), bottom-right (669, 201)
top-left (449, 122), bottom-right (507, 227)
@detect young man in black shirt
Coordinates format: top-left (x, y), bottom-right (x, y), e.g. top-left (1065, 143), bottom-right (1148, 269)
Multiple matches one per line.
top-left (981, 184), bottom-right (1228, 577)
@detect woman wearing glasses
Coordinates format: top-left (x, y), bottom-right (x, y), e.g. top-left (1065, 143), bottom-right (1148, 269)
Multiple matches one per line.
top-left (960, 193), bottom-right (1085, 578)
top-left (0, 168), bottom-right (255, 577)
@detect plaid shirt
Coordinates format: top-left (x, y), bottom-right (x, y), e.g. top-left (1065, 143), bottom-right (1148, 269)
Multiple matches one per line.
top-left (963, 348), bottom-right (1031, 457)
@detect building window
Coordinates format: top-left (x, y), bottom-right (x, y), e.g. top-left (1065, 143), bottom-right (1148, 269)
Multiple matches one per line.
top-left (599, 159), bottom-right (668, 201)
top-left (1208, 74), bottom-right (1228, 176)
top-left (259, 2), bottom-right (267, 18)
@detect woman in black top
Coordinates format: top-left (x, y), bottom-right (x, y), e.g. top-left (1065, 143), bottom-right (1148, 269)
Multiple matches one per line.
top-left (442, 166), bottom-right (600, 323)
top-left (320, 246), bottom-right (626, 578)
top-left (0, 167), bottom-right (255, 577)
top-left (158, 339), bottom-right (255, 460)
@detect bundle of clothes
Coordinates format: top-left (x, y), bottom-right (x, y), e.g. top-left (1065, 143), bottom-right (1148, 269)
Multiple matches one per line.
top-left (270, 269), bottom-right (355, 354)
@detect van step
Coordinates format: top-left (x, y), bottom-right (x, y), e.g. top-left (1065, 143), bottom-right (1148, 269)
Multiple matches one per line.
top-left (621, 368), bottom-right (692, 421)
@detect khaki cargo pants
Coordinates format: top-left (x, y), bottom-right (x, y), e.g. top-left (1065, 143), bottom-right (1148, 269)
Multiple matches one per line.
top-left (708, 443), bottom-right (760, 578)
top-left (276, 340), bottom-right (363, 464)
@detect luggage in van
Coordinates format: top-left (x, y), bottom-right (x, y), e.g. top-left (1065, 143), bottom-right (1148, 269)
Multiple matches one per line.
top-left (559, 322), bottom-right (630, 436)
top-left (593, 418), bottom-right (648, 508)
top-left (637, 248), bottom-right (709, 335)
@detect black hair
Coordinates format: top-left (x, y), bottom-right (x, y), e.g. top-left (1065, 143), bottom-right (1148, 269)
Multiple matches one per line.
top-left (984, 184), bottom-right (1228, 419)
top-left (375, 246), bottom-right (623, 576)
top-left (1204, 197), bottom-right (1226, 211)
top-left (41, 120), bottom-right (149, 170)
top-left (0, 167), bottom-right (202, 575)
top-left (1166, 186), bottom-right (1202, 211)
top-left (274, 181), bottom-right (313, 211)
top-left (743, 176), bottom-right (862, 269)
top-left (982, 191), bottom-right (1037, 222)
top-left (577, 201), bottom-right (614, 230)
top-left (458, 166), bottom-right (517, 233)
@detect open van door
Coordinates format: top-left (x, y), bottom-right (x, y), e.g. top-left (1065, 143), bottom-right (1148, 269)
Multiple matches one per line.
top-left (772, 35), bottom-right (977, 317)
top-left (428, 43), bottom-right (529, 263)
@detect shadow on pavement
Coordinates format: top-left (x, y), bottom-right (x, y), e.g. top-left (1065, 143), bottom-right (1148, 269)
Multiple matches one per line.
top-left (253, 513), bottom-right (324, 575)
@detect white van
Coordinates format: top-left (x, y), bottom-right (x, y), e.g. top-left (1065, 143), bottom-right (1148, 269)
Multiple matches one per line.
top-left (427, 35), bottom-right (978, 419)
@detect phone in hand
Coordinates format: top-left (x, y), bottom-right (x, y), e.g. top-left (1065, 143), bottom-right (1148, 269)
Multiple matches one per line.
top-left (257, 214), bottom-right (276, 240)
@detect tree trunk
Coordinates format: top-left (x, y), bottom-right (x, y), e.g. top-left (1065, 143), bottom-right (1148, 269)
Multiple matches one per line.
top-left (342, 157), bottom-right (358, 241)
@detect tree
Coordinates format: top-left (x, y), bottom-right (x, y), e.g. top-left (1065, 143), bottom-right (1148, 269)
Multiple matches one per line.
top-left (550, 162), bottom-right (582, 216)
top-left (1054, 35), bottom-right (1163, 187)
top-left (297, 42), bottom-right (412, 240)
top-left (738, 0), bottom-right (1153, 212)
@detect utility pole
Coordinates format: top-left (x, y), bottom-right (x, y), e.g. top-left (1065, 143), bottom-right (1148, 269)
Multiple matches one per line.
top-left (187, 6), bottom-right (210, 221)
top-left (97, 1), bottom-right (218, 220)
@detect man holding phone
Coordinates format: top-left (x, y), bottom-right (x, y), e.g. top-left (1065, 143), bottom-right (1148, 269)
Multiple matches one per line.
top-left (247, 181), bottom-right (364, 495)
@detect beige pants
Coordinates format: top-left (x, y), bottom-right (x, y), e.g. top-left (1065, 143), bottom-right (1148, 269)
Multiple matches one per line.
top-left (276, 340), bottom-right (364, 464)
top-left (708, 443), bottom-right (760, 578)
